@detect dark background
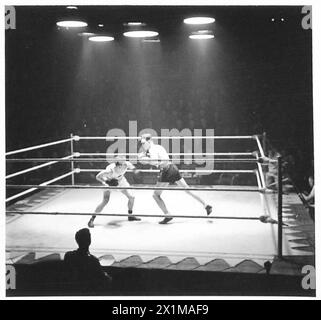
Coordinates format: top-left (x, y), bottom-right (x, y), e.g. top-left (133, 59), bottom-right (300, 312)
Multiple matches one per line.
top-left (5, 6), bottom-right (313, 187)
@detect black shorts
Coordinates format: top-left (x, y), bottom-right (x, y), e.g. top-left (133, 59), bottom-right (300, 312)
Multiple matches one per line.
top-left (159, 164), bottom-right (182, 183)
top-left (106, 179), bottom-right (118, 186)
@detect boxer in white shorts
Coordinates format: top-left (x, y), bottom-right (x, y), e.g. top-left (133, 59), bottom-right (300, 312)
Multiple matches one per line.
top-left (88, 157), bottom-right (141, 228)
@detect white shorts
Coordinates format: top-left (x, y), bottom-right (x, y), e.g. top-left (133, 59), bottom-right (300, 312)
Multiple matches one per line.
top-left (118, 176), bottom-right (130, 188)
top-left (118, 177), bottom-right (134, 197)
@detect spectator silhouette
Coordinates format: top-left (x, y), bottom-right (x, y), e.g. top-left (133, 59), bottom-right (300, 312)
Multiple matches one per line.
top-left (64, 228), bottom-right (112, 291)
top-left (302, 176), bottom-right (315, 203)
top-left (301, 175), bottom-right (315, 222)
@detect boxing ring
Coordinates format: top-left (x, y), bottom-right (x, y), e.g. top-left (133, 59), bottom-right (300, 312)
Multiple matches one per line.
top-left (5, 134), bottom-right (314, 272)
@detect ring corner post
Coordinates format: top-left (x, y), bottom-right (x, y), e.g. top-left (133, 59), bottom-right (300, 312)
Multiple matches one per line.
top-left (277, 155), bottom-right (283, 258)
top-left (70, 133), bottom-right (75, 186)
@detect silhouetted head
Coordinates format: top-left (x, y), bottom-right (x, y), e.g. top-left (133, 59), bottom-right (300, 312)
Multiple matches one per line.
top-left (75, 228), bottom-right (91, 250)
top-left (308, 176), bottom-right (314, 188)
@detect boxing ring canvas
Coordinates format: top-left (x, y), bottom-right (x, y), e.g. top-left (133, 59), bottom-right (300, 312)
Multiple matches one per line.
top-left (6, 185), bottom-right (313, 270)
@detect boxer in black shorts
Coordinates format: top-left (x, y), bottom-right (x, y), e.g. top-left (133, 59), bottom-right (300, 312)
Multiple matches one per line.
top-left (138, 133), bottom-right (212, 224)
top-left (160, 163), bottom-right (182, 183)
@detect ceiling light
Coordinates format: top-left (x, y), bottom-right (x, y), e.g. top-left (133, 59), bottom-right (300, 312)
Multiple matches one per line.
top-left (78, 32), bottom-right (95, 37)
top-left (196, 29), bottom-right (212, 34)
top-left (189, 29), bottom-right (214, 40)
top-left (66, 6), bottom-right (78, 10)
top-left (184, 17), bottom-right (215, 25)
top-left (123, 22), bottom-right (146, 27)
top-left (123, 30), bottom-right (159, 38)
top-left (128, 22), bottom-right (143, 26)
top-left (56, 20), bottom-right (87, 28)
top-left (89, 36), bottom-right (114, 42)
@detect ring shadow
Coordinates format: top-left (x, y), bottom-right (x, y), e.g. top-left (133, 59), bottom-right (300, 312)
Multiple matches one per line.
top-left (99, 218), bottom-right (208, 228)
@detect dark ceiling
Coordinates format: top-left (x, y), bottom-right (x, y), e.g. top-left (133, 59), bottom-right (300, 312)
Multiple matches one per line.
top-left (13, 5), bottom-right (305, 37)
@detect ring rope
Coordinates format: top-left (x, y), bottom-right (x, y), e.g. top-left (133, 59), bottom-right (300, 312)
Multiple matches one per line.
top-left (6, 138), bottom-right (73, 156)
top-left (6, 184), bottom-right (264, 192)
top-left (255, 153), bottom-right (267, 190)
top-left (78, 135), bottom-right (254, 140)
top-left (5, 172), bottom-right (73, 203)
top-left (255, 169), bottom-right (276, 223)
top-left (255, 169), bottom-right (267, 217)
top-left (79, 169), bottom-right (255, 174)
top-left (5, 210), bottom-right (262, 220)
top-left (255, 168), bottom-right (276, 223)
top-left (5, 134), bottom-right (260, 157)
top-left (266, 177), bottom-right (289, 188)
top-left (257, 163), bottom-right (267, 189)
top-left (77, 152), bottom-right (254, 157)
top-left (6, 157), bottom-right (259, 163)
top-left (255, 169), bottom-right (262, 190)
top-left (5, 155), bottom-right (73, 180)
top-left (254, 135), bottom-right (266, 158)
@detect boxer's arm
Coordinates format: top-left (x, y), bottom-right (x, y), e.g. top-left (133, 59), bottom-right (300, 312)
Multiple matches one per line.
top-left (138, 152), bottom-right (151, 165)
top-left (126, 161), bottom-right (136, 170)
top-left (126, 161), bottom-right (140, 174)
top-left (96, 170), bottom-right (112, 185)
top-left (157, 145), bottom-right (170, 167)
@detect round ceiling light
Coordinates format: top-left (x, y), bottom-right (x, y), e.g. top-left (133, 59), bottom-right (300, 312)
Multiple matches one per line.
top-left (56, 20), bottom-right (88, 28)
top-left (123, 30), bottom-right (159, 38)
top-left (184, 17), bottom-right (215, 25)
top-left (127, 22), bottom-right (143, 26)
top-left (89, 36), bottom-right (114, 42)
